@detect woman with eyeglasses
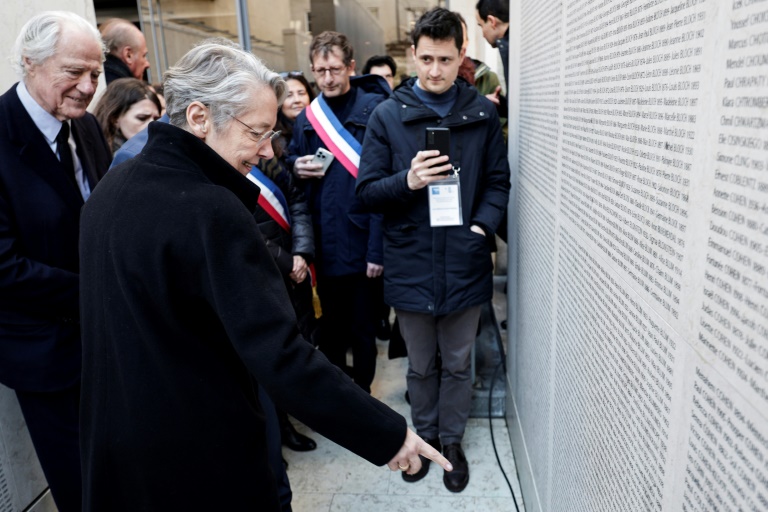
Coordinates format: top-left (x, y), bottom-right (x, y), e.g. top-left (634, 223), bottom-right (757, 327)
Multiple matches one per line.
top-left (79, 40), bottom-right (450, 512)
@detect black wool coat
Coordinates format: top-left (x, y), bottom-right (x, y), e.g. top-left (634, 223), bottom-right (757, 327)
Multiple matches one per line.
top-left (79, 122), bottom-right (406, 511)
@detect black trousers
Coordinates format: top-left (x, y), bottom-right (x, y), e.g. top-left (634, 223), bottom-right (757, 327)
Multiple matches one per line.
top-left (317, 273), bottom-right (377, 393)
top-left (15, 384), bottom-right (81, 512)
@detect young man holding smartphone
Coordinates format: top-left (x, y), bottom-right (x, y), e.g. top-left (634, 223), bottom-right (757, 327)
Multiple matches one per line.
top-left (286, 31), bottom-right (391, 394)
top-left (356, 8), bottom-right (510, 493)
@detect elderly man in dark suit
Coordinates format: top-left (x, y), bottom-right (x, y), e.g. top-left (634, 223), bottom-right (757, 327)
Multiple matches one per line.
top-left (0, 11), bottom-right (111, 512)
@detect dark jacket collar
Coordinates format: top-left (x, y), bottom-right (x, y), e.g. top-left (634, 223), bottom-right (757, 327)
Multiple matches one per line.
top-left (318, 74), bottom-right (390, 126)
top-left (104, 54), bottom-right (133, 84)
top-left (143, 122), bottom-right (260, 212)
top-left (497, 28), bottom-right (510, 86)
top-left (391, 77), bottom-right (491, 127)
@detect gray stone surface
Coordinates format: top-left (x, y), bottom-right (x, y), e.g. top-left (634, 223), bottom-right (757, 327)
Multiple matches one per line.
top-left (0, 385), bottom-right (49, 512)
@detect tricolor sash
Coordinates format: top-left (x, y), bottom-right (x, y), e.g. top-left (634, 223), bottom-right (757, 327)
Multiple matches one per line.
top-left (247, 166), bottom-right (291, 232)
top-left (306, 95), bottom-right (362, 178)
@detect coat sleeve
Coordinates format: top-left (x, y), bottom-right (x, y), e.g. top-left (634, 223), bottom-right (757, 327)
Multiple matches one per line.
top-left (366, 212), bottom-right (383, 265)
top-left (284, 114), bottom-right (311, 174)
top-left (0, 191), bottom-right (79, 319)
top-left (282, 169), bottom-right (314, 260)
top-left (356, 109), bottom-right (416, 210)
top-left (470, 107), bottom-right (511, 236)
top-left (265, 236), bottom-right (294, 277)
top-left (199, 192), bottom-right (406, 465)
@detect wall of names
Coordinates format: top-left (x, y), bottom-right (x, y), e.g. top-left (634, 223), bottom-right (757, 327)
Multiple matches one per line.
top-left (507, 0), bottom-right (768, 510)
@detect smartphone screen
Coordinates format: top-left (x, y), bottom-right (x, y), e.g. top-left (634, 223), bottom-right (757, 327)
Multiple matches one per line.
top-left (425, 127), bottom-right (451, 176)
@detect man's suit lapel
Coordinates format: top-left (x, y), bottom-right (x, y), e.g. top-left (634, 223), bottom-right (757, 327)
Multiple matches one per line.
top-left (72, 118), bottom-right (105, 187)
top-left (6, 87), bottom-right (84, 210)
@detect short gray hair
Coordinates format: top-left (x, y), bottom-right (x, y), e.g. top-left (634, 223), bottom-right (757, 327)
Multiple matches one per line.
top-left (99, 18), bottom-right (142, 55)
top-left (11, 11), bottom-right (104, 78)
top-left (163, 39), bottom-right (286, 130)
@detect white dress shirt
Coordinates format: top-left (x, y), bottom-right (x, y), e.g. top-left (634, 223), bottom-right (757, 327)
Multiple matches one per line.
top-left (16, 81), bottom-right (91, 200)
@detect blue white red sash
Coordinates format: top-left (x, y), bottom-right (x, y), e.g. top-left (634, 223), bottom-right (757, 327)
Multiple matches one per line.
top-left (306, 95), bottom-right (362, 178)
top-left (247, 166), bottom-right (291, 232)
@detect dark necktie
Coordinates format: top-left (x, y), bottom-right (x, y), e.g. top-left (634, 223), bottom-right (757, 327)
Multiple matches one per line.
top-left (56, 122), bottom-right (76, 184)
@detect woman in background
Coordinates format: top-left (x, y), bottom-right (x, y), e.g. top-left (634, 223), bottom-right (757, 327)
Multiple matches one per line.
top-left (93, 78), bottom-right (161, 154)
top-left (275, 72), bottom-right (315, 152)
top-left (256, 71), bottom-right (318, 453)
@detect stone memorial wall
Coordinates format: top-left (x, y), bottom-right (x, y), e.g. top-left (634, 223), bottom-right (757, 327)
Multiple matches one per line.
top-left (507, 0), bottom-right (768, 510)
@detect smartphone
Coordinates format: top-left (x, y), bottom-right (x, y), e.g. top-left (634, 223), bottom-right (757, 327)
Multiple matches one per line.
top-left (425, 127), bottom-right (451, 176)
top-left (310, 147), bottom-right (335, 174)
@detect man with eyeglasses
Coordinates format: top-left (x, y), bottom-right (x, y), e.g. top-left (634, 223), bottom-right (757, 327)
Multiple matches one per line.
top-left (286, 31), bottom-right (391, 394)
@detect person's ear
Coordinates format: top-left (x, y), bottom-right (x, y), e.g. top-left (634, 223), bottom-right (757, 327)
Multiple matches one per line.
top-left (121, 45), bottom-right (134, 65)
top-left (459, 46), bottom-right (466, 61)
top-left (411, 45), bottom-right (417, 62)
top-left (22, 56), bottom-right (35, 76)
top-left (186, 101), bottom-right (209, 139)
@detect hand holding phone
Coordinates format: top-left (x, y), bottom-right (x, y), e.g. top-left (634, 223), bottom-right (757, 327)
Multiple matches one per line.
top-left (310, 148), bottom-right (335, 174)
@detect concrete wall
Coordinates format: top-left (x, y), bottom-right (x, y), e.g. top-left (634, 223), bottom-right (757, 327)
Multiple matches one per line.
top-left (309, 0), bottom-right (385, 73)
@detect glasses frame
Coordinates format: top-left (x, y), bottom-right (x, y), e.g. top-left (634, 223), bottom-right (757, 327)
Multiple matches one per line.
top-left (229, 114), bottom-right (281, 146)
top-left (311, 65), bottom-right (347, 77)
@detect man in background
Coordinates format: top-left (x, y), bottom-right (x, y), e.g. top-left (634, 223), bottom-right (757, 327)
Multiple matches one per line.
top-left (475, 0), bottom-right (510, 87)
top-left (99, 18), bottom-right (150, 83)
top-left (0, 11), bottom-right (111, 511)
top-left (288, 31), bottom-right (390, 393)
top-left (356, 7), bottom-right (510, 493)
top-left (363, 54), bottom-right (397, 91)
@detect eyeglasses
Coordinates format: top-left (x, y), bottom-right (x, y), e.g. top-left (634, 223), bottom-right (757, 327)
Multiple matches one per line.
top-left (312, 66), bottom-right (346, 77)
top-left (280, 71), bottom-right (304, 79)
top-left (229, 114), bottom-right (281, 145)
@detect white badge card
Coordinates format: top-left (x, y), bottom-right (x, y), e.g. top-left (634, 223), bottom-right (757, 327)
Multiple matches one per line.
top-left (428, 177), bottom-right (463, 227)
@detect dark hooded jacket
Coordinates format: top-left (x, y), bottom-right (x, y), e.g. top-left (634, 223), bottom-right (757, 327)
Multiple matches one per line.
top-left (356, 78), bottom-right (510, 315)
top-left (286, 74), bottom-right (390, 277)
top-left (79, 122), bottom-right (406, 511)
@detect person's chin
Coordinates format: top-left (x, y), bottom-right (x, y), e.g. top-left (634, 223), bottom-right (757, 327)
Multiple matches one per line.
top-left (427, 83), bottom-right (448, 94)
top-left (322, 87), bottom-right (340, 97)
top-left (62, 107), bottom-right (88, 119)
top-left (63, 98), bottom-right (91, 118)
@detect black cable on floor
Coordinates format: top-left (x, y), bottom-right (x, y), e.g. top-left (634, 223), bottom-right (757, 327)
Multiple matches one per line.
top-left (489, 361), bottom-right (521, 512)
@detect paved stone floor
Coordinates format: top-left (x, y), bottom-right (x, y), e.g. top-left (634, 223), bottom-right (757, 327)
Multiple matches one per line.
top-left (285, 327), bottom-right (525, 512)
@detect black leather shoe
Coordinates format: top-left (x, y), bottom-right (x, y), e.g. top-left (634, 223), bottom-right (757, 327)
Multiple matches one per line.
top-left (402, 438), bottom-right (441, 483)
top-left (443, 443), bottom-right (469, 492)
top-left (280, 418), bottom-right (317, 451)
